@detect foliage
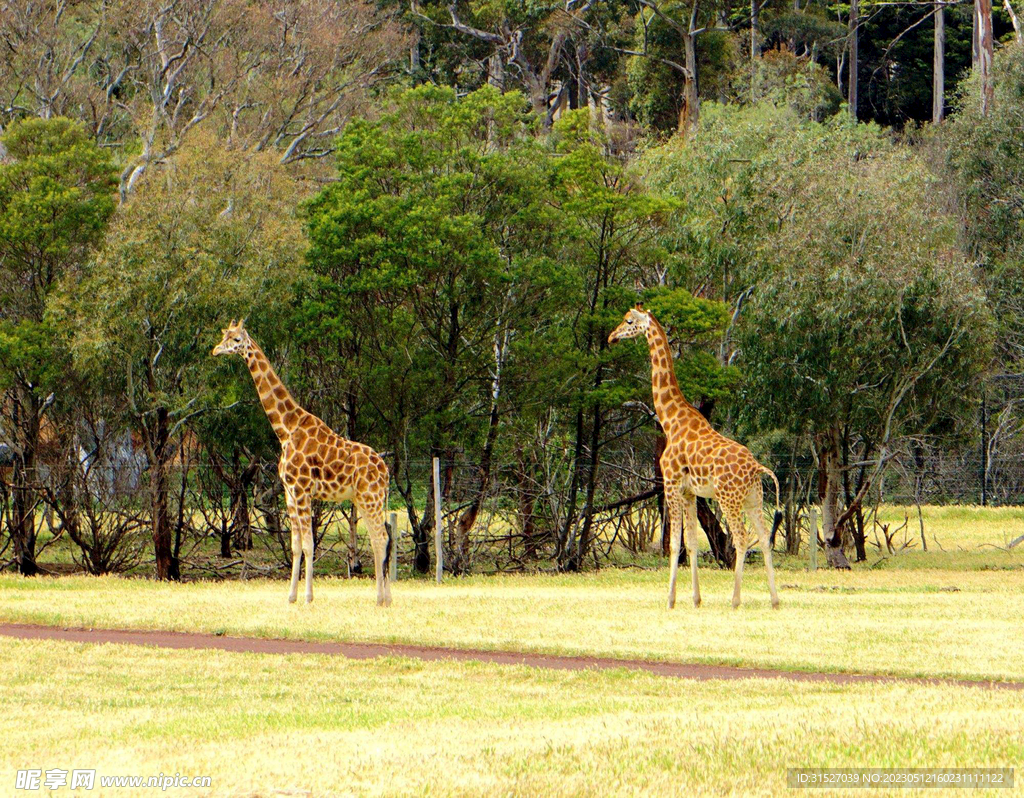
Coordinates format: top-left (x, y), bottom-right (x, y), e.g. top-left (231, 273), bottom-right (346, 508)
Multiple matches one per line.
top-left (0, 118), bottom-right (116, 388)
top-left (943, 43), bottom-right (1024, 364)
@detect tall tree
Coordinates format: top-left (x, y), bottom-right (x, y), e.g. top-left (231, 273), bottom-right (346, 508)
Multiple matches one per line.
top-left (849, 0), bottom-right (860, 117)
top-left (0, 118), bottom-right (116, 575)
top-left (934, 1), bottom-right (946, 123)
top-left (56, 135), bottom-right (304, 579)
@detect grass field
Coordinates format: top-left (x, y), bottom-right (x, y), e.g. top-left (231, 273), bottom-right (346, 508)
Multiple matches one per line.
top-left (2, 565), bottom-right (1024, 682)
top-left (2, 505), bottom-right (1023, 794)
top-left (2, 638), bottom-right (1022, 796)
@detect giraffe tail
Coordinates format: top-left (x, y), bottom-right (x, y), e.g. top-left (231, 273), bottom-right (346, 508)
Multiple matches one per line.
top-left (761, 466), bottom-right (783, 548)
top-left (382, 523), bottom-right (393, 582)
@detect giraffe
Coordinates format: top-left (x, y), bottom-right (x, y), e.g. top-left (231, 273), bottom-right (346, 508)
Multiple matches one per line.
top-left (213, 319), bottom-right (393, 607)
top-left (608, 304), bottom-right (781, 609)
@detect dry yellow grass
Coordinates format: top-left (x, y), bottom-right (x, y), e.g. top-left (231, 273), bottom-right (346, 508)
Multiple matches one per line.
top-left (1, 637), bottom-right (1021, 797)
top-left (2, 566), bottom-right (1023, 682)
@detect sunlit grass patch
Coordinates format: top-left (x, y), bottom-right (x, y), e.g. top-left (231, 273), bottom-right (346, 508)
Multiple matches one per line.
top-left (2, 567), bottom-right (1024, 682)
top-left (1, 638), bottom-right (1021, 796)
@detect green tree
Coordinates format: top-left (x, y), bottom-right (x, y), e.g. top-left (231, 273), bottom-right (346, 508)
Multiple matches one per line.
top-left (0, 117), bottom-right (116, 574)
top-left (943, 43), bottom-right (1024, 365)
top-left (736, 114), bottom-right (991, 565)
top-left (55, 135), bottom-right (305, 579)
top-left (304, 85), bottom-right (568, 573)
top-left (547, 109), bottom-right (677, 570)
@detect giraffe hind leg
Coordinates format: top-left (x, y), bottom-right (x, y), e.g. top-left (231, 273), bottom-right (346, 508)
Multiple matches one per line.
top-left (359, 497), bottom-right (391, 607)
top-left (723, 506), bottom-right (749, 609)
top-left (682, 496), bottom-right (701, 607)
top-left (293, 492), bottom-right (314, 604)
top-left (745, 492), bottom-right (781, 609)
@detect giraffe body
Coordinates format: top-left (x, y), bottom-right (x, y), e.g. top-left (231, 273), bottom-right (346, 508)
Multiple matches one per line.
top-left (214, 320), bottom-right (392, 606)
top-left (609, 305), bottom-right (780, 609)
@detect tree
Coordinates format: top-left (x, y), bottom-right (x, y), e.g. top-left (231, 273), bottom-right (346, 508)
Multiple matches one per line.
top-left (944, 43), bottom-right (1024, 364)
top-left (547, 109), bottom-right (676, 570)
top-left (55, 135), bottom-right (304, 579)
top-left (413, 0), bottom-right (598, 125)
top-left (0, 117), bottom-right (116, 575)
top-left (735, 113), bottom-right (991, 566)
top-left (304, 85), bottom-right (568, 573)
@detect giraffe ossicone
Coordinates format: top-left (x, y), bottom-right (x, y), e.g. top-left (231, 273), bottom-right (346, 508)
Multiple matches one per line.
top-left (213, 319), bottom-right (393, 607)
top-left (609, 305), bottom-right (782, 609)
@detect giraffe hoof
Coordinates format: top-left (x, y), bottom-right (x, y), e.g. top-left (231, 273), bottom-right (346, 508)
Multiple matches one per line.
top-left (288, 594), bottom-right (297, 604)
top-left (305, 595), bottom-right (313, 604)
top-left (693, 597), bottom-right (701, 608)
top-left (732, 598), bottom-right (741, 610)
top-left (772, 599), bottom-right (781, 610)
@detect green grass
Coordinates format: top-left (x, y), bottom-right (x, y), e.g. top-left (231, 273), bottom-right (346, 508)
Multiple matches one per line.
top-left (1, 638), bottom-right (1021, 796)
top-left (2, 566), bottom-right (1024, 682)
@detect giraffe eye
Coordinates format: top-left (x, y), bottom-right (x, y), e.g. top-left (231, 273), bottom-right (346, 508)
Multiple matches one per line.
top-left (627, 319), bottom-right (633, 325)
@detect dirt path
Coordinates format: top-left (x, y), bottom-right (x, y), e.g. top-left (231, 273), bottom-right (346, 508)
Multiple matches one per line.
top-left (1, 622), bottom-right (1020, 690)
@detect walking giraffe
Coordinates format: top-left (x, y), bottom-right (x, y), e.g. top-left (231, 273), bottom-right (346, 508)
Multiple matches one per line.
top-left (213, 320), bottom-right (392, 606)
top-left (608, 304), bottom-right (781, 609)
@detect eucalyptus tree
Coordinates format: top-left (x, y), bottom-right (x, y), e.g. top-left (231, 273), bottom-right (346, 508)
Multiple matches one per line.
top-left (55, 136), bottom-right (305, 579)
top-left (0, 118), bottom-right (116, 574)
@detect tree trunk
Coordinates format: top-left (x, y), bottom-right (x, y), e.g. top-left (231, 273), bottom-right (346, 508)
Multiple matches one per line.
top-left (818, 430), bottom-right (852, 570)
top-left (933, 3), bottom-right (946, 123)
top-left (557, 407), bottom-right (587, 568)
top-left (346, 504), bottom-right (362, 574)
top-left (1005, 0), bottom-right (1023, 44)
top-left (976, 0), bottom-right (994, 114)
top-left (219, 519), bottom-right (232, 558)
top-left (751, 0), bottom-right (761, 99)
top-left (572, 401), bottom-right (604, 571)
top-left (680, 31), bottom-right (701, 132)
top-left (655, 434), bottom-right (670, 555)
top-left (697, 498), bottom-right (736, 568)
top-left (149, 407), bottom-right (179, 580)
top-left (848, 0), bottom-right (859, 118)
top-left (8, 388), bottom-right (41, 575)
top-left (229, 457), bottom-right (257, 551)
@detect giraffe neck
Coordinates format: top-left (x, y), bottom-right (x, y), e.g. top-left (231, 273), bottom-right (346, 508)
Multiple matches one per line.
top-left (644, 316), bottom-right (706, 436)
top-left (242, 342), bottom-right (302, 442)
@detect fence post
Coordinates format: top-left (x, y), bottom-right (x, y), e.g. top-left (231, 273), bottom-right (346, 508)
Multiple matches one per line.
top-left (433, 456), bottom-right (443, 584)
top-left (389, 511), bottom-right (398, 583)
top-left (808, 506), bottom-right (818, 572)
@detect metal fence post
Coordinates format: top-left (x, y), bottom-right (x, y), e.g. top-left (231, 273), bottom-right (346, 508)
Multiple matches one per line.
top-left (389, 511), bottom-right (398, 583)
top-left (808, 506), bottom-right (818, 572)
top-left (433, 456), bottom-right (443, 583)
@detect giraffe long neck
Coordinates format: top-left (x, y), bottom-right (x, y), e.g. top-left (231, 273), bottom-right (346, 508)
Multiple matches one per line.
top-left (242, 343), bottom-right (302, 442)
top-left (644, 316), bottom-right (706, 436)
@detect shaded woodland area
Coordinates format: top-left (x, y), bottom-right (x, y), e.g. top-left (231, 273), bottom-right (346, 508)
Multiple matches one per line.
top-left (1, 0), bottom-right (1023, 578)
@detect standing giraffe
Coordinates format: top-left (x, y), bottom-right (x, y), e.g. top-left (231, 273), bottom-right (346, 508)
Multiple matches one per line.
top-left (213, 320), bottom-right (392, 606)
top-left (608, 304), bottom-right (781, 609)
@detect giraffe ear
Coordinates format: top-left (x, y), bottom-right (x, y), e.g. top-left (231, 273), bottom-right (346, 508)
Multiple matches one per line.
top-left (635, 302), bottom-right (644, 310)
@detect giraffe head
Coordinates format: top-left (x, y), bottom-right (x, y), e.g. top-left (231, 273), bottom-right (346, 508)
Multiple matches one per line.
top-left (212, 319), bottom-right (253, 357)
top-left (608, 303), bottom-right (651, 344)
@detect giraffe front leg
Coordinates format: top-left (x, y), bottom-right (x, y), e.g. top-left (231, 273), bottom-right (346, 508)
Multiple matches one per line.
top-left (665, 485), bottom-right (683, 610)
top-left (290, 492), bottom-right (314, 604)
top-left (302, 528), bottom-right (314, 604)
top-left (683, 497), bottom-right (701, 608)
top-left (285, 491), bottom-right (301, 604)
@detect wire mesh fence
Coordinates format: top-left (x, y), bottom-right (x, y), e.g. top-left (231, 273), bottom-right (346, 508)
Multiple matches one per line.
top-left (4, 416), bottom-right (1024, 577)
